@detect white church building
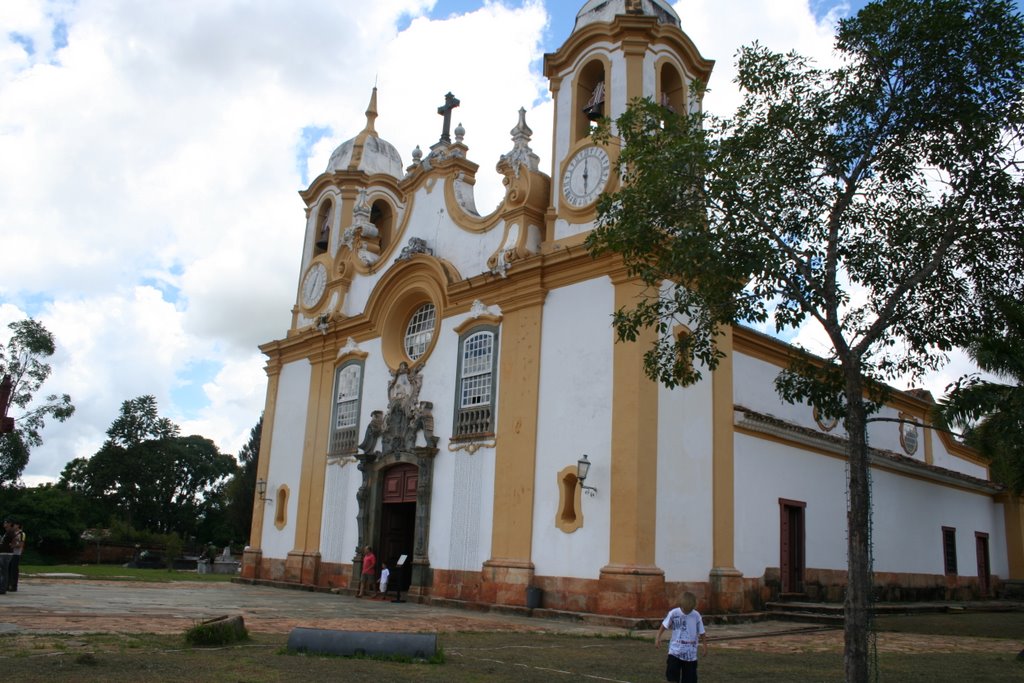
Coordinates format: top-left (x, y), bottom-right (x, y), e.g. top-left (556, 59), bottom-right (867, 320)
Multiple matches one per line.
top-left (242, 0), bottom-right (1024, 617)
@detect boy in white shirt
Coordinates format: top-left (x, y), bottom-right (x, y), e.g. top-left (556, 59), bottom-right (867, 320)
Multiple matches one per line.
top-left (655, 591), bottom-right (707, 682)
top-left (377, 561), bottom-right (390, 599)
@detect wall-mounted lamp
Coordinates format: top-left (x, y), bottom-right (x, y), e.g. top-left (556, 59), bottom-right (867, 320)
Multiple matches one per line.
top-left (577, 454), bottom-right (597, 497)
top-left (256, 478), bottom-right (272, 503)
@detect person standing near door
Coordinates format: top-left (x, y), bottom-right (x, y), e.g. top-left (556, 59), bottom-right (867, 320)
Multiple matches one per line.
top-left (356, 546), bottom-right (376, 598)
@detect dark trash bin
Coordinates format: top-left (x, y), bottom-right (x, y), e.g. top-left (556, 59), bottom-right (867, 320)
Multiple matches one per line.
top-left (526, 586), bottom-right (542, 609)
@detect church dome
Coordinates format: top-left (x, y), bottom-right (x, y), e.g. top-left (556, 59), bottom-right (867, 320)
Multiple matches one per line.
top-left (574, 0), bottom-right (681, 32)
top-left (325, 88), bottom-right (404, 179)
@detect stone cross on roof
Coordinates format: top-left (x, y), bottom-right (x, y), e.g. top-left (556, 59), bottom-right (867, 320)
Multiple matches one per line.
top-left (437, 92), bottom-right (461, 144)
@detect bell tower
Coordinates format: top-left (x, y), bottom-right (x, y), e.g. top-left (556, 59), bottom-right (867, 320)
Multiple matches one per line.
top-left (543, 0), bottom-right (713, 241)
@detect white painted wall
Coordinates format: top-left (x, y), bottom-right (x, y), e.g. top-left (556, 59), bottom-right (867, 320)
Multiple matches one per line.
top-left (261, 359), bottom-right (312, 559)
top-left (320, 461), bottom-right (356, 563)
top-left (656, 376), bottom-right (715, 581)
top-left (342, 183), bottom-right (508, 319)
top-left (734, 432), bottom-right (1008, 579)
top-left (532, 277), bottom-right (614, 578)
top-left (734, 433), bottom-right (850, 577)
top-left (872, 472), bottom-right (1008, 577)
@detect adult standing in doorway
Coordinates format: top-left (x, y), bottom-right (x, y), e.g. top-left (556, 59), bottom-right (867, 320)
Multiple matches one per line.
top-left (357, 545), bottom-right (376, 598)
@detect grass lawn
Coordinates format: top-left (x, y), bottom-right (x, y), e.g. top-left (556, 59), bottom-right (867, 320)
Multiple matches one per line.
top-left (19, 564), bottom-right (236, 582)
top-left (0, 613), bottom-right (1020, 682)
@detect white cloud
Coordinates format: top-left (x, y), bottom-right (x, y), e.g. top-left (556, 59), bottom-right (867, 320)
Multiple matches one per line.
top-left (674, 0), bottom-right (845, 117)
top-left (0, 0), bottom-right (990, 486)
top-left (0, 0), bottom-right (550, 483)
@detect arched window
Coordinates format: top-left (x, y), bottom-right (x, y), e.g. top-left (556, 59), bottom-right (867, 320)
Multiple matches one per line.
top-left (453, 326), bottom-right (499, 439)
top-left (330, 360), bottom-right (364, 455)
top-left (314, 200), bottom-right (332, 256)
top-left (404, 303), bottom-right (436, 361)
top-left (369, 199), bottom-right (393, 254)
top-left (575, 59), bottom-right (607, 142)
top-left (659, 62), bottom-right (686, 115)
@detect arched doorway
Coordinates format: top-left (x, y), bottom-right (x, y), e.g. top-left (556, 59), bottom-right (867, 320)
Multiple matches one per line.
top-left (380, 463), bottom-right (417, 591)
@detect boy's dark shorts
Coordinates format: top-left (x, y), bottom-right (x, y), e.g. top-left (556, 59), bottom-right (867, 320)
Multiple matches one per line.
top-left (666, 654), bottom-right (698, 683)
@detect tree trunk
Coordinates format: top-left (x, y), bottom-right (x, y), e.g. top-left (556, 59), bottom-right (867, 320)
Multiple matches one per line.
top-left (844, 376), bottom-right (872, 683)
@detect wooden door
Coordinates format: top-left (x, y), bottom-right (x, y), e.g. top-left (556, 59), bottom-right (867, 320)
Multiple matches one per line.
top-left (380, 464), bottom-right (417, 591)
top-left (975, 533), bottom-right (990, 596)
top-left (779, 499), bottom-right (806, 595)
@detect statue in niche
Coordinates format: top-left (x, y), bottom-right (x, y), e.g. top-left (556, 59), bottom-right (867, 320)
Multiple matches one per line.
top-left (411, 401), bottom-right (438, 449)
top-left (358, 410), bottom-right (384, 454)
top-left (383, 362), bottom-right (424, 454)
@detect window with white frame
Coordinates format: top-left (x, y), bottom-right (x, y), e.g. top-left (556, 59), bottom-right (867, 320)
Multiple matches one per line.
top-left (330, 361), bottom-right (363, 455)
top-left (453, 326), bottom-right (498, 438)
top-left (404, 303), bottom-right (436, 361)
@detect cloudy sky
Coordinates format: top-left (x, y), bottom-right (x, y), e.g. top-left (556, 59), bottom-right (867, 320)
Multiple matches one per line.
top-left (2, 0), bottom-right (1017, 485)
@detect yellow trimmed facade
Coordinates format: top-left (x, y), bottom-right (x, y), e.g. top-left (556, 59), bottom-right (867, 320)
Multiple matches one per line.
top-left (243, 0), bottom-right (1023, 615)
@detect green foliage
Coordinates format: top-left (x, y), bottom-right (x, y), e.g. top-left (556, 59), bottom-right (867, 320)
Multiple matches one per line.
top-left (589, 0), bottom-right (1024, 408)
top-left (0, 483), bottom-right (85, 559)
top-left (222, 414), bottom-right (261, 544)
top-left (0, 318), bottom-right (75, 486)
top-left (58, 396), bottom-right (236, 539)
top-left (587, 1), bottom-right (1024, 679)
top-left (935, 298), bottom-right (1024, 493)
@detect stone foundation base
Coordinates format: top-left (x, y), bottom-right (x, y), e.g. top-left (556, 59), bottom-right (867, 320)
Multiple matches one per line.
top-left (479, 559), bottom-right (534, 607)
top-left (285, 551), bottom-right (321, 585)
top-left (241, 548), bottom-right (262, 580)
top-left (596, 564), bottom-right (667, 618)
top-left (244, 555), bottom-right (1004, 616)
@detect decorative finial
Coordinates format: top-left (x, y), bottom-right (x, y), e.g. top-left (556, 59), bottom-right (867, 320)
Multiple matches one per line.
top-left (364, 87), bottom-right (379, 135)
top-left (454, 122), bottom-right (465, 144)
top-left (497, 107), bottom-right (540, 178)
top-left (412, 145), bottom-right (423, 162)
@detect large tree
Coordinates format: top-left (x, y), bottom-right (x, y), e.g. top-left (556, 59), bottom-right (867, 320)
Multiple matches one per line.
top-left (60, 396), bottom-right (235, 538)
top-left (587, 1), bottom-right (1024, 680)
top-left (0, 319), bottom-right (75, 486)
top-left (935, 299), bottom-right (1024, 493)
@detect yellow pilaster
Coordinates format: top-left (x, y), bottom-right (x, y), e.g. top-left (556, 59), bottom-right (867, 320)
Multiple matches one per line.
top-left (709, 325), bottom-right (744, 611)
top-left (292, 348), bottom-right (334, 555)
top-left (606, 274), bottom-right (660, 568)
top-left (622, 36), bottom-right (646, 102)
top-left (1002, 494), bottom-right (1024, 580)
top-left (242, 358), bottom-right (280, 580)
top-left (247, 360), bottom-right (280, 549)
top-left (482, 285), bottom-right (545, 605)
top-left (712, 326), bottom-right (736, 571)
top-left (598, 273), bottom-right (664, 617)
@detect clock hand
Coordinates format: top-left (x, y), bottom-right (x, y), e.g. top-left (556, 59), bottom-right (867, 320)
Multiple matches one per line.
top-left (582, 160), bottom-right (590, 193)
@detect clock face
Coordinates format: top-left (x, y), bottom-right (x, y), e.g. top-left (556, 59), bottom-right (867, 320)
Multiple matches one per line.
top-left (562, 146), bottom-right (610, 208)
top-left (301, 262), bottom-right (327, 309)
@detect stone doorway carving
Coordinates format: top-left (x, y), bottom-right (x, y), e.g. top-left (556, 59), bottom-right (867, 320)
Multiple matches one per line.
top-left (351, 362), bottom-right (439, 592)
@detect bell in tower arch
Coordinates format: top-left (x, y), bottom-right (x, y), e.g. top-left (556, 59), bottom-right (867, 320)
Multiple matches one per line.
top-left (583, 80), bottom-right (605, 121)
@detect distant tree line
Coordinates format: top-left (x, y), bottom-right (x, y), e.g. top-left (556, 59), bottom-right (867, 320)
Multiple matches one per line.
top-left (0, 394), bottom-right (261, 562)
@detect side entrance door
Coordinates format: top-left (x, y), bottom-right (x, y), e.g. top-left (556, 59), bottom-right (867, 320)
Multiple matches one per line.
top-left (779, 499), bottom-right (806, 595)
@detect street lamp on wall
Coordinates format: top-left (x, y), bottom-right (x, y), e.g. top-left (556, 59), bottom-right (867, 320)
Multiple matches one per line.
top-left (256, 478), bottom-right (272, 503)
top-left (577, 454), bottom-right (597, 497)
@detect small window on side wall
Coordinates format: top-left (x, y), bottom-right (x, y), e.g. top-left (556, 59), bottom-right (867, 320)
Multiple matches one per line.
top-left (330, 361), bottom-right (364, 455)
top-left (942, 526), bottom-right (957, 575)
top-left (452, 326), bottom-right (498, 440)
